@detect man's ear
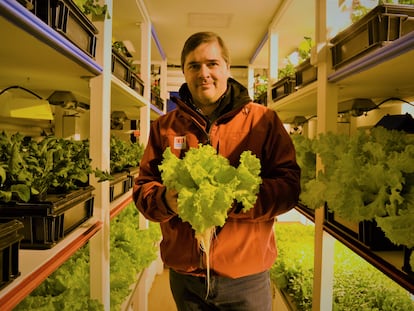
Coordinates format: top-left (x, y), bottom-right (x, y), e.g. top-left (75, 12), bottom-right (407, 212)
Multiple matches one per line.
top-left (226, 64), bottom-right (231, 76)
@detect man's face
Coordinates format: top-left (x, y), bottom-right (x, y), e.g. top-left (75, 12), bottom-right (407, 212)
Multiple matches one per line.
top-left (183, 41), bottom-right (231, 108)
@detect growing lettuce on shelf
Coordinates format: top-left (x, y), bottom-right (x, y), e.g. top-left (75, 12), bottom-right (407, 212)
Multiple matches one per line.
top-left (14, 203), bottom-right (161, 310)
top-left (159, 144), bottom-right (262, 294)
top-left (299, 127), bottom-right (414, 250)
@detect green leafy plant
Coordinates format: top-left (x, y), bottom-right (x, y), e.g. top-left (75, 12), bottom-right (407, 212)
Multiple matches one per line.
top-left (112, 41), bottom-right (128, 55)
top-left (278, 61), bottom-right (296, 79)
top-left (15, 203), bottom-right (161, 310)
top-left (0, 132), bottom-right (111, 202)
top-left (110, 135), bottom-right (144, 174)
top-left (73, 0), bottom-right (110, 19)
top-left (271, 223), bottom-right (314, 310)
top-left (159, 144), bottom-right (261, 235)
top-left (110, 203), bottom-right (161, 309)
top-left (253, 74), bottom-right (268, 102)
top-left (14, 244), bottom-right (103, 310)
top-left (159, 144), bottom-right (262, 294)
top-left (346, 1), bottom-right (414, 24)
top-left (278, 37), bottom-right (314, 79)
top-left (291, 134), bottom-right (316, 190)
top-left (297, 127), bottom-right (414, 263)
top-left (297, 36), bottom-right (313, 61)
top-left (0, 132), bottom-right (32, 202)
top-left (271, 223), bottom-right (414, 311)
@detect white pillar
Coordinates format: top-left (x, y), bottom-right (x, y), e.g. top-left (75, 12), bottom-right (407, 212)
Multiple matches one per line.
top-left (312, 0), bottom-right (337, 310)
top-left (88, 1), bottom-right (112, 310)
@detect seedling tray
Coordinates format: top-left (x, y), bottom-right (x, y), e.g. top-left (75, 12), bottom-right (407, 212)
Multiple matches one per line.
top-left (112, 48), bottom-right (131, 85)
top-left (151, 91), bottom-right (164, 111)
top-left (403, 247), bottom-right (413, 276)
top-left (126, 166), bottom-right (140, 189)
top-left (110, 172), bottom-right (130, 202)
top-left (271, 76), bottom-right (296, 102)
top-left (0, 220), bottom-right (24, 290)
top-left (0, 186), bottom-right (94, 249)
top-left (330, 3), bottom-right (414, 69)
top-left (33, 0), bottom-right (98, 58)
top-left (130, 72), bottom-right (145, 96)
top-left (325, 208), bottom-right (401, 251)
top-left (295, 59), bottom-right (317, 89)
top-left (255, 92), bottom-right (267, 106)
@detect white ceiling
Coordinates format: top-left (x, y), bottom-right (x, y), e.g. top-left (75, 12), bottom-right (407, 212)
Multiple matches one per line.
top-left (141, 0), bottom-right (283, 67)
top-left (112, 0), bottom-right (315, 70)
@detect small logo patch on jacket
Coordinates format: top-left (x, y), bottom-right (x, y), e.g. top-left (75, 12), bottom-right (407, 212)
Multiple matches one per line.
top-left (174, 136), bottom-right (187, 150)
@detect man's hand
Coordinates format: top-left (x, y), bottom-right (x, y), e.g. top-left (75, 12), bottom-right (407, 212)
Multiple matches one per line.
top-left (165, 189), bottom-right (178, 213)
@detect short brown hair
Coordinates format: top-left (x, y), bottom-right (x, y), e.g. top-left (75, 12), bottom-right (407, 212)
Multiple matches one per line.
top-left (181, 32), bottom-right (230, 71)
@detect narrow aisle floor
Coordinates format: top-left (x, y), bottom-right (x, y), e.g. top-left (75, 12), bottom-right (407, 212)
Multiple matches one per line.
top-left (148, 269), bottom-right (177, 311)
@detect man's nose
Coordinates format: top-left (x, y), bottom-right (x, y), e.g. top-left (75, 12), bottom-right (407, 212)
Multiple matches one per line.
top-left (198, 64), bottom-right (210, 77)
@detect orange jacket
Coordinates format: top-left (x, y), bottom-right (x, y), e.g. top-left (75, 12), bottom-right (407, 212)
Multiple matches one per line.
top-left (133, 78), bottom-right (300, 278)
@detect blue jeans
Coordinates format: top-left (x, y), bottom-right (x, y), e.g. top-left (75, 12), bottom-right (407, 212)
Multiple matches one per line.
top-left (169, 269), bottom-right (272, 311)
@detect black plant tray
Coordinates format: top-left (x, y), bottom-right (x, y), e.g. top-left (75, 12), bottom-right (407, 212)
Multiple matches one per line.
top-left (325, 208), bottom-right (401, 251)
top-left (271, 76), bottom-right (296, 102)
top-left (0, 220), bottom-right (24, 290)
top-left (130, 72), bottom-right (145, 96)
top-left (255, 92), bottom-right (267, 106)
top-left (28, 0), bottom-right (98, 58)
top-left (330, 3), bottom-right (414, 69)
top-left (403, 246), bottom-right (413, 276)
top-left (126, 166), bottom-right (140, 189)
top-left (15, 0), bottom-right (36, 13)
top-left (112, 48), bottom-right (132, 85)
top-left (151, 91), bottom-right (164, 111)
top-left (0, 186), bottom-right (94, 249)
top-left (295, 58), bottom-right (317, 89)
top-left (110, 172), bottom-right (130, 202)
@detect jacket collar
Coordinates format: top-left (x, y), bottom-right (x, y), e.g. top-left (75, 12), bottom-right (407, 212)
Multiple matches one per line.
top-left (174, 78), bottom-right (252, 122)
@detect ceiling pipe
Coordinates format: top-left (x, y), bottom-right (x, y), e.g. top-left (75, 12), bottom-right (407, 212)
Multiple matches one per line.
top-left (151, 25), bottom-right (166, 60)
top-left (249, 32), bottom-right (268, 64)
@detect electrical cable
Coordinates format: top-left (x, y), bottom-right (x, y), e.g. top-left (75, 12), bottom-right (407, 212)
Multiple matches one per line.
top-left (0, 85), bottom-right (43, 99)
top-left (373, 97), bottom-right (414, 109)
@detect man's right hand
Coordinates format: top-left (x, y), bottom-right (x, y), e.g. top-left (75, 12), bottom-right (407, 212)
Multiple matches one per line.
top-left (165, 189), bottom-right (178, 214)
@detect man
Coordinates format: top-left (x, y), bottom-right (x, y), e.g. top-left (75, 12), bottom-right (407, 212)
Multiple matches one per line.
top-left (133, 31), bottom-right (300, 310)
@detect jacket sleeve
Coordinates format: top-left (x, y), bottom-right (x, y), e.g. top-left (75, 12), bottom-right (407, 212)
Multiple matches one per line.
top-left (228, 109), bottom-right (301, 221)
top-left (132, 121), bottom-right (177, 223)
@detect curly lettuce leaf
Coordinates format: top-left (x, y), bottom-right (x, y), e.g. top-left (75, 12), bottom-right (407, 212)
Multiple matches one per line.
top-left (159, 144), bottom-right (262, 236)
top-left (375, 212), bottom-right (414, 248)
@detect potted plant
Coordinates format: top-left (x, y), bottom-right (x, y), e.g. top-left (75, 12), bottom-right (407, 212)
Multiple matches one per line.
top-left (109, 135), bottom-right (144, 201)
top-left (73, 0), bottom-right (110, 20)
top-left (294, 37), bottom-right (317, 89)
top-left (253, 74), bottom-right (268, 105)
top-left (0, 132), bottom-right (93, 202)
top-left (111, 41), bottom-right (144, 95)
top-left (0, 132), bottom-right (110, 248)
top-left (271, 37), bottom-right (314, 102)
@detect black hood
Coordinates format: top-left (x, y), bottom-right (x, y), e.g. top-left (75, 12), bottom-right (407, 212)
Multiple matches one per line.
top-left (177, 77), bottom-right (252, 121)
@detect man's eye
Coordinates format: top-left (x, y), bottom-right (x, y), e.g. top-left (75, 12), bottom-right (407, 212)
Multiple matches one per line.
top-left (189, 64), bottom-right (200, 70)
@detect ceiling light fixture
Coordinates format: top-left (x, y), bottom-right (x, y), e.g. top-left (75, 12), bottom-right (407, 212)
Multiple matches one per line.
top-left (48, 91), bottom-right (89, 113)
top-left (188, 12), bottom-right (233, 28)
top-left (338, 98), bottom-right (376, 117)
top-left (122, 40), bottom-right (136, 54)
top-left (0, 85), bottom-right (54, 120)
